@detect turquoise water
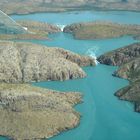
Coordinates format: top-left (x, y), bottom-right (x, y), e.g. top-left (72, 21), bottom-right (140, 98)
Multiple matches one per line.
top-left (12, 10), bottom-right (140, 25)
top-left (1, 11), bottom-right (140, 140)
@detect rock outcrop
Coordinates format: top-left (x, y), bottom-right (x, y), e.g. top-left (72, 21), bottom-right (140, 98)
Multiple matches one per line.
top-left (98, 43), bottom-right (140, 66)
top-left (115, 81), bottom-right (140, 112)
top-left (0, 83), bottom-right (82, 140)
top-left (114, 57), bottom-right (140, 82)
top-left (63, 22), bottom-right (140, 40)
top-left (98, 43), bottom-right (140, 113)
top-left (0, 41), bottom-right (95, 83)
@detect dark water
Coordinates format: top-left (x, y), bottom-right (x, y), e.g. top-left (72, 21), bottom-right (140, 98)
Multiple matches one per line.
top-left (1, 10), bottom-right (140, 140)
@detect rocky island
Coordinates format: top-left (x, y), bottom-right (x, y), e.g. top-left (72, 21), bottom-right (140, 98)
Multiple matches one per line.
top-left (63, 22), bottom-right (140, 40)
top-left (98, 43), bottom-right (140, 112)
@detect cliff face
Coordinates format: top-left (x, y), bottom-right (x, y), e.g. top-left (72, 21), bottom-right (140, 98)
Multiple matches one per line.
top-left (0, 0), bottom-right (140, 14)
top-left (0, 41), bottom-right (95, 83)
top-left (98, 43), bottom-right (140, 66)
top-left (98, 43), bottom-right (140, 112)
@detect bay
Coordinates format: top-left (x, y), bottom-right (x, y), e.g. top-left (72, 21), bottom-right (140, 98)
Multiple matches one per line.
top-left (1, 10), bottom-right (140, 140)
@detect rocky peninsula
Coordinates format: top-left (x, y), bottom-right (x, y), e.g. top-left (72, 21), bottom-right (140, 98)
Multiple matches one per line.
top-left (0, 10), bottom-right (96, 139)
top-left (98, 43), bottom-right (140, 112)
top-left (0, 9), bottom-right (61, 40)
top-left (0, 40), bottom-right (95, 139)
top-left (0, 20), bottom-right (61, 40)
top-left (63, 22), bottom-right (140, 40)
top-left (0, 83), bottom-right (82, 140)
top-left (0, 41), bottom-right (95, 83)
top-left (0, 0), bottom-right (140, 15)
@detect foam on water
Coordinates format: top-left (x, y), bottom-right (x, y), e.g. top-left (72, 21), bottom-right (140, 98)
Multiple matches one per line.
top-left (56, 24), bottom-right (66, 31)
top-left (85, 47), bottom-right (99, 65)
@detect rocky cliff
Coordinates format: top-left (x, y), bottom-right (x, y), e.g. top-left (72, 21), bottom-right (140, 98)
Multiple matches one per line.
top-left (98, 43), bottom-right (140, 112)
top-left (98, 43), bottom-right (140, 66)
top-left (0, 41), bottom-right (95, 83)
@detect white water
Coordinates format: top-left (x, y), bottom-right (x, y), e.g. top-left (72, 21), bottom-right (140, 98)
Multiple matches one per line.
top-left (86, 47), bottom-right (99, 65)
top-left (55, 24), bottom-right (66, 31)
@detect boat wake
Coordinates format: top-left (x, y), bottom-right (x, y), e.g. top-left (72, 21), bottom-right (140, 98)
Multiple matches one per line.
top-left (56, 24), bottom-right (66, 31)
top-left (85, 47), bottom-right (99, 65)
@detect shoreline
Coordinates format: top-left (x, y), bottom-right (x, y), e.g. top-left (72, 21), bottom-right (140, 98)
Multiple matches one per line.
top-left (63, 22), bottom-right (140, 40)
top-left (9, 8), bottom-right (140, 16)
top-left (0, 83), bottom-right (82, 140)
top-left (0, 8), bottom-right (140, 140)
top-left (98, 42), bottom-right (140, 113)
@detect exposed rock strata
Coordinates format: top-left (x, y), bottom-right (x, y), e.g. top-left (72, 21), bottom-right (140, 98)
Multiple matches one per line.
top-left (0, 41), bottom-right (95, 83)
top-left (0, 83), bottom-right (82, 140)
top-left (98, 43), bottom-right (140, 112)
top-left (63, 22), bottom-right (140, 40)
top-left (98, 43), bottom-right (140, 66)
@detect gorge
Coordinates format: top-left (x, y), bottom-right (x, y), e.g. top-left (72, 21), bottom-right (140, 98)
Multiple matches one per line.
top-left (0, 5), bottom-right (140, 140)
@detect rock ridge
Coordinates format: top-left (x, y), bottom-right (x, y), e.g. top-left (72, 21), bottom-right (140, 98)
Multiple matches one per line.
top-left (98, 42), bottom-right (140, 112)
top-left (0, 41), bottom-right (95, 83)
